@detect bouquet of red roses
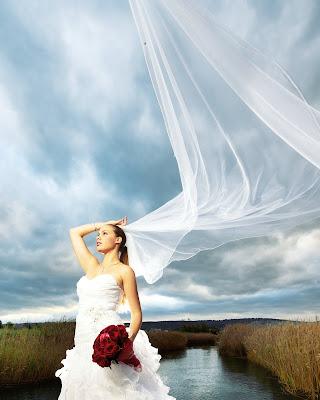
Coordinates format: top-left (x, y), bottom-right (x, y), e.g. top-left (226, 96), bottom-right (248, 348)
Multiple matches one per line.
top-left (92, 324), bottom-right (142, 372)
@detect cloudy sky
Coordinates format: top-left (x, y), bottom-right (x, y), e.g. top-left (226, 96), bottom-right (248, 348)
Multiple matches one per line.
top-left (1, 0), bottom-right (320, 324)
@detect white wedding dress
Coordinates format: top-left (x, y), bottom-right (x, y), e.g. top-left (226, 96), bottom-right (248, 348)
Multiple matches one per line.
top-left (55, 273), bottom-right (176, 399)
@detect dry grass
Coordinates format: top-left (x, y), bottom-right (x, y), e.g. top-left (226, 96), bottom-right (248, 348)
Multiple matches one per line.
top-left (147, 329), bottom-right (188, 352)
top-left (147, 330), bottom-right (217, 350)
top-left (217, 319), bottom-right (320, 399)
top-left (0, 318), bottom-right (75, 386)
top-left (0, 322), bottom-right (190, 385)
top-left (182, 332), bottom-right (218, 346)
top-left (217, 323), bottom-right (255, 357)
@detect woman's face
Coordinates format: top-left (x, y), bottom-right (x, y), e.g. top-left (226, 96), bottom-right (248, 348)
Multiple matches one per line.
top-left (96, 225), bottom-right (120, 254)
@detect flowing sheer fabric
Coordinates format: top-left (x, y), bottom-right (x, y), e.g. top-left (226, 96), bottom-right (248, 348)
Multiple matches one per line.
top-left (123, 0), bottom-right (320, 284)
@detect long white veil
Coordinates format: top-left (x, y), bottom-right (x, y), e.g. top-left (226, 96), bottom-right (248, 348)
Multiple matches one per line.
top-left (122, 0), bottom-right (320, 284)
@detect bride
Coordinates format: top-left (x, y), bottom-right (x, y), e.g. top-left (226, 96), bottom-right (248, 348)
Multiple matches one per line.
top-left (55, 216), bottom-right (176, 399)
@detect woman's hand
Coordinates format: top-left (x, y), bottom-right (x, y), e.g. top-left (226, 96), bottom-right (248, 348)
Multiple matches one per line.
top-left (105, 216), bottom-right (128, 227)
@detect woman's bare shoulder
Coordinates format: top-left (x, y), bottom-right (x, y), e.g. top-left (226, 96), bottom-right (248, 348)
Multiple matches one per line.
top-left (120, 263), bottom-right (136, 276)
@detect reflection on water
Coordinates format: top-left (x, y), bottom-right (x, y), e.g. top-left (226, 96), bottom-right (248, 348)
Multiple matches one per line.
top-left (0, 346), bottom-right (299, 400)
top-left (162, 346), bottom-right (298, 400)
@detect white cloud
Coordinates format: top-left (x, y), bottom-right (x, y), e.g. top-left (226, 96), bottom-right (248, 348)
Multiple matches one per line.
top-left (140, 292), bottom-right (196, 311)
top-left (7, 1), bottom-right (142, 127)
top-left (217, 228), bottom-right (320, 287)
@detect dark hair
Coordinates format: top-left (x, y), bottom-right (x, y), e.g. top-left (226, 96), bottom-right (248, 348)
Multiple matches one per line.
top-left (110, 224), bottom-right (129, 265)
top-left (109, 224), bottom-right (129, 306)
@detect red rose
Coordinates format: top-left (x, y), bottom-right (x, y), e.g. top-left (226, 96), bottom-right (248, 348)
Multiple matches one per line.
top-left (103, 325), bottom-right (121, 342)
top-left (118, 338), bottom-right (142, 371)
top-left (117, 324), bottom-right (128, 340)
top-left (92, 354), bottom-right (111, 368)
top-left (92, 324), bottom-right (142, 371)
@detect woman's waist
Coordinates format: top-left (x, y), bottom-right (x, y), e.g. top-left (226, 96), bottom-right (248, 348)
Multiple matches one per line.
top-left (78, 302), bottom-right (118, 312)
top-left (76, 306), bottom-right (124, 332)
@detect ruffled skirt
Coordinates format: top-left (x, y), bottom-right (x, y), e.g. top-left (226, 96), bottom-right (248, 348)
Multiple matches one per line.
top-left (55, 311), bottom-right (176, 399)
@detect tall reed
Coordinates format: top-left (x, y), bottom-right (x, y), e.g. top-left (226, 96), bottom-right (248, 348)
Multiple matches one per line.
top-left (0, 318), bottom-right (75, 385)
top-left (217, 320), bottom-right (320, 399)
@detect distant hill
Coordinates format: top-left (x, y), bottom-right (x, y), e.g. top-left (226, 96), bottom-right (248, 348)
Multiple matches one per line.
top-left (139, 317), bottom-right (289, 332)
top-left (3, 317), bottom-right (291, 332)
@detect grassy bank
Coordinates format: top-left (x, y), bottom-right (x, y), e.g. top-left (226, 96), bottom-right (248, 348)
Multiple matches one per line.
top-left (0, 319), bottom-right (75, 386)
top-left (217, 320), bottom-right (320, 400)
top-left (148, 329), bottom-right (217, 351)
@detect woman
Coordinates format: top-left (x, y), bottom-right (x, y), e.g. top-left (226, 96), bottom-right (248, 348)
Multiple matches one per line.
top-left (55, 216), bottom-right (176, 399)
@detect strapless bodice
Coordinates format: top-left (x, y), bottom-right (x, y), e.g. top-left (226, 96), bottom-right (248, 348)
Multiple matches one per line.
top-left (74, 274), bottom-right (125, 349)
top-left (76, 274), bottom-right (123, 312)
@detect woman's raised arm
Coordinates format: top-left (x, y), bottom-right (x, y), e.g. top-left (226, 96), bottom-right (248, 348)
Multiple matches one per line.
top-left (69, 223), bottom-right (103, 273)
